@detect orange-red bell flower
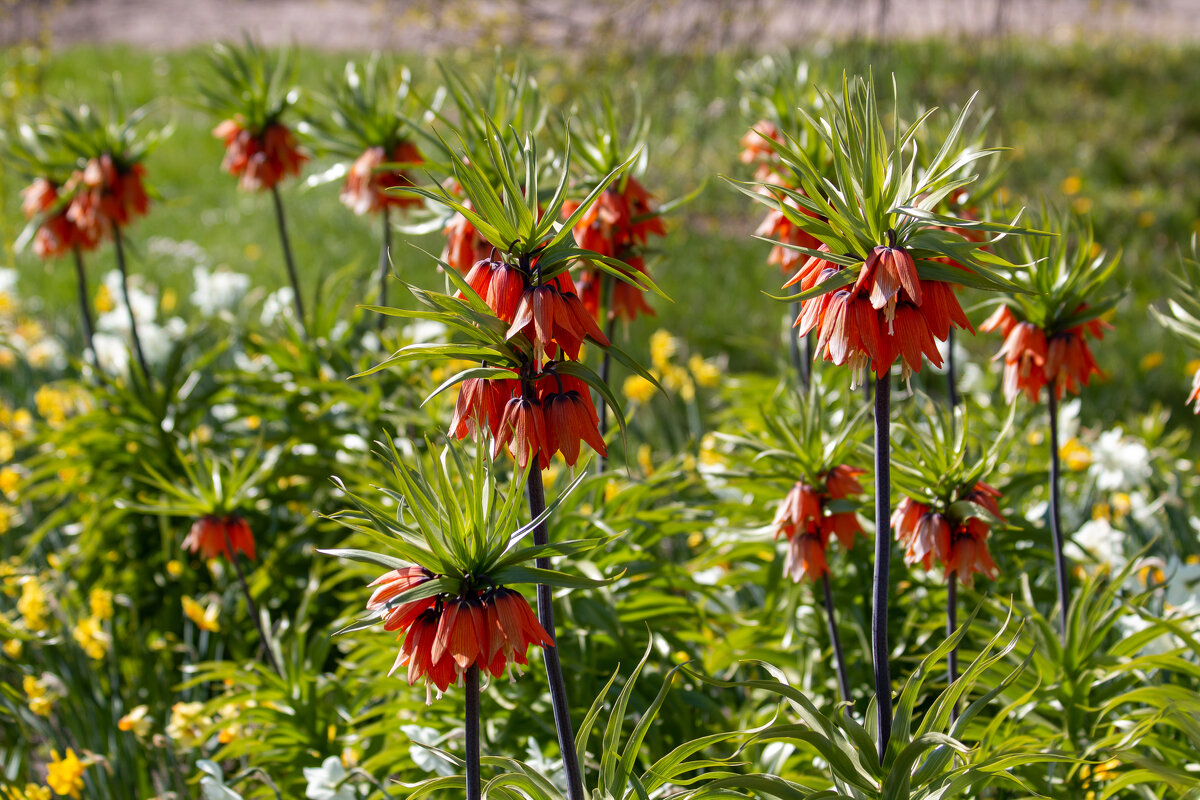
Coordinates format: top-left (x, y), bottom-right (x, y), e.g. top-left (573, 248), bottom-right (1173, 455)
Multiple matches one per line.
top-left (494, 395), bottom-right (549, 470)
top-left (450, 376), bottom-right (518, 440)
top-left (214, 118), bottom-right (307, 192)
top-left (182, 514), bottom-right (256, 562)
top-left (20, 178), bottom-right (96, 258)
top-left (341, 141), bottom-right (423, 215)
top-left (541, 384), bottom-right (607, 466)
top-left (774, 467), bottom-right (865, 582)
top-left (982, 303), bottom-right (1107, 403)
top-left (64, 155), bottom-right (149, 242)
top-left (893, 483), bottom-right (1003, 585)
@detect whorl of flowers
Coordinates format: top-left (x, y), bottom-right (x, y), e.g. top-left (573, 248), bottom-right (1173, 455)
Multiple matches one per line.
top-left (892, 482), bottom-right (1004, 586)
top-left (368, 566), bottom-right (552, 698)
top-left (772, 465), bottom-right (865, 582)
top-left (341, 141), bottom-right (423, 215)
top-left (64, 155), bottom-right (150, 242)
top-left (980, 304), bottom-right (1108, 403)
top-left (214, 118), bottom-right (308, 192)
top-left (182, 514), bottom-right (256, 562)
top-left (20, 178), bottom-right (98, 258)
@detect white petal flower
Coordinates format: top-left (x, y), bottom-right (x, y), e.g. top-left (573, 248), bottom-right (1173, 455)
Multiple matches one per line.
top-left (303, 755), bottom-right (355, 800)
top-left (1089, 428), bottom-right (1151, 491)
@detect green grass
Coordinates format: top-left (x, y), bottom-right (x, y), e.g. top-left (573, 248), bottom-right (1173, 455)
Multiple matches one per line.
top-left (4, 39), bottom-right (1200, 427)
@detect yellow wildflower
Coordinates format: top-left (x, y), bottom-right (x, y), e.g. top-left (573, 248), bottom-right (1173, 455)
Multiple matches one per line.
top-left (603, 479), bottom-right (620, 503)
top-left (0, 349), bottom-right (15, 369)
top-left (0, 466), bottom-right (20, 496)
top-left (11, 409), bottom-right (33, 434)
top-left (1111, 492), bottom-right (1132, 518)
top-left (0, 504), bottom-right (13, 535)
top-left (23, 675), bottom-right (53, 718)
top-left (46, 749), bottom-right (86, 799)
top-left (160, 287), bottom-right (177, 312)
top-left (244, 243), bottom-right (262, 261)
top-left (218, 724), bottom-right (242, 744)
top-left (649, 329), bottom-right (677, 371)
top-left (167, 701), bottom-right (210, 748)
top-left (1092, 502), bottom-right (1111, 521)
top-left (165, 560), bottom-right (183, 578)
top-left (17, 579), bottom-right (49, 632)
top-left (4, 784), bottom-right (52, 800)
top-left (34, 386), bottom-right (73, 427)
top-left (1139, 352), bottom-right (1164, 371)
top-left (181, 596), bottom-right (220, 632)
top-left (117, 705), bottom-right (152, 738)
top-left (1060, 438), bottom-right (1092, 471)
top-left (244, 414), bottom-right (261, 431)
top-left (688, 354), bottom-right (721, 388)
top-left (0, 433), bottom-right (12, 465)
top-left (637, 443), bottom-right (654, 476)
top-left (3, 638), bottom-right (22, 658)
top-left (72, 616), bottom-right (110, 660)
top-left (89, 588), bottom-right (114, 621)
top-left (95, 284), bottom-right (114, 313)
top-left (1060, 174), bottom-right (1082, 196)
top-left (622, 375), bottom-right (655, 405)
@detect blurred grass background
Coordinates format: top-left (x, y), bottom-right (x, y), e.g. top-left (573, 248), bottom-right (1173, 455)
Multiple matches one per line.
top-left (3, 39), bottom-right (1199, 428)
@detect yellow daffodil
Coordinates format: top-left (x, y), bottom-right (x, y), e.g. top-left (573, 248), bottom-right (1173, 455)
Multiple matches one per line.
top-left (117, 705), bottom-right (152, 738)
top-left (88, 588), bottom-right (114, 621)
top-left (181, 596), bottom-right (220, 632)
top-left (46, 749), bottom-right (86, 799)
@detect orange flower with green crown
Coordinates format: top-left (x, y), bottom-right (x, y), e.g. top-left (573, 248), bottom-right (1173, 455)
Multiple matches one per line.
top-left (323, 439), bottom-right (611, 700)
top-left (980, 208), bottom-right (1118, 405)
top-left (891, 399), bottom-right (1011, 587)
top-left (733, 76), bottom-right (1036, 386)
top-left (202, 40), bottom-right (308, 193)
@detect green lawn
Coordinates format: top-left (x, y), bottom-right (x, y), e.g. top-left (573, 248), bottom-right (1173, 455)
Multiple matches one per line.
top-left (3, 39), bottom-right (1199, 424)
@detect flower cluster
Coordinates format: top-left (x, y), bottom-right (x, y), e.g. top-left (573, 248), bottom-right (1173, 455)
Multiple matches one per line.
top-left (340, 141), bottom-right (423, 216)
top-left (181, 514), bottom-right (256, 562)
top-left (451, 371), bottom-right (606, 470)
top-left (213, 118), bottom-right (308, 192)
top-left (772, 465), bottom-right (865, 582)
top-left (368, 566), bottom-right (553, 697)
top-left (981, 304), bottom-right (1108, 403)
top-left (792, 243), bottom-right (973, 381)
top-left (892, 482), bottom-right (1004, 586)
top-left (19, 154), bottom-right (150, 262)
top-left (563, 176), bottom-right (665, 322)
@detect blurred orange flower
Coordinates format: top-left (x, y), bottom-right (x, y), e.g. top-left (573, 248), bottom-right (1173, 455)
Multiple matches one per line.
top-left (214, 118), bottom-right (307, 192)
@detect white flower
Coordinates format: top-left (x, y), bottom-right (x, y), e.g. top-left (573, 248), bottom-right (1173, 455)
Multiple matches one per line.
top-left (197, 759), bottom-right (245, 800)
top-left (261, 287), bottom-right (296, 326)
top-left (303, 755), bottom-right (356, 800)
top-left (191, 266), bottom-right (250, 316)
top-left (91, 332), bottom-right (131, 375)
top-left (1066, 517), bottom-right (1125, 569)
top-left (0, 268), bottom-right (17, 296)
top-left (402, 725), bottom-right (456, 777)
top-left (100, 270), bottom-right (157, 330)
top-left (141, 318), bottom-right (187, 367)
top-left (26, 337), bottom-right (66, 371)
top-left (1089, 428), bottom-right (1151, 491)
top-left (405, 320), bottom-right (447, 343)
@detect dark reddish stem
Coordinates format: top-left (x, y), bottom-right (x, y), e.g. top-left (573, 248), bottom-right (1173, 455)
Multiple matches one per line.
top-left (465, 664), bottom-right (481, 800)
top-left (112, 225), bottom-right (150, 383)
top-left (521, 381), bottom-right (585, 800)
top-left (1047, 387), bottom-right (1070, 640)
top-left (821, 572), bottom-right (851, 705)
top-left (872, 373), bottom-right (893, 764)
top-left (269, 185), bottom-right (308, 338)
top-left (222, 528), bottom-right (281, 676)
top-left (378, 205), bottom-right (392, 330)
top-left (72, 244), bottom-right (97, 366)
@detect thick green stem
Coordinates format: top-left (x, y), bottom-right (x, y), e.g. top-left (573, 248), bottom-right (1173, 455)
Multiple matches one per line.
top-left (871, 374), bottom-right (893, 764)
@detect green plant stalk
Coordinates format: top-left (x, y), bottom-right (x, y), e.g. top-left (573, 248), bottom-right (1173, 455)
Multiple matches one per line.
top-left (821, 572), bottom-right (851, 704)
top-left (947, 568), bottom-right (958, 723)
top-left (596, 273), bottom-right (616, 475)
top-left (269, 184), bottom-right (308, 337)
top-left (1047, 387), bottom-right (1070, 640)
top-left (222, 527), bottom-right (282, 676)
top-left (112, 225), bottom-right (150, 383)
top-left (465, 663), bottom-right (481, 800)
top-left (378, 205), bottom-right (392, 329)
top-left (947, 328), bottom-right (959, 407)
top-left (521, 381), bottom-right (585, 800)
top-left (871, 373), bottom-right (893, 764)
top-left (72, 244), bottom-right (97, 366)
